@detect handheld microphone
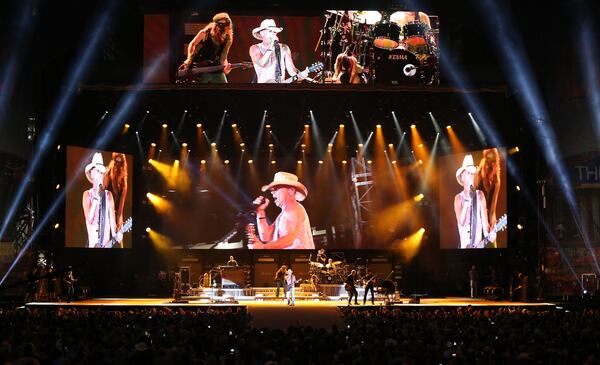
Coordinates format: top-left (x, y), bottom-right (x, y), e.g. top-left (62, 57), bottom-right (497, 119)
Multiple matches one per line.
top-left (98, 183), bottom-right (103, 191)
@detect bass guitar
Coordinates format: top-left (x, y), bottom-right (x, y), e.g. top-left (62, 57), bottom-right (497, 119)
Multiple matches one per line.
top-left (177, 61), bottom-right (254, 78)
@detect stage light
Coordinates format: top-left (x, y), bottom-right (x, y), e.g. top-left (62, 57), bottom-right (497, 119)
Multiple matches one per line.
top-left (148, 158), bottom-right (153, 163)
top-left (268, 143), bottom-right (273, 147)
top-left (271, 160), bottom-right (276, 164)
top-left (240, 143), bottom-right (245, 147)
top-left (376, 124), bottom-right (381, 128)
top-left (248, 160), bottom-right (253, 164)
top-left (146, 227), bottom-right (151, 233)
top-left (392, 160), bottom-right (397, 164)
top-left (318, 160), bottom-right (323, 164)
top-left (413, 193), bottom-right (424, 202)
top-left (162, 123), bottom-right (167, 128)
top-left (124, 123), bottom-right (130, 129)
top-left (304, 124), bottom-right (309, 128)
top-left (517, 224), bottom-right (524, 230)
top-left (54, 223), bottom-right (60, 229)
top-left (149, 141), bottom-right (155, 147)
top-left (211, 142), bottom-right (216, 147)
top-left (418, 160), bottom-right (423, 165)
top-left (328, 143), bottom-right (333, 147)
top-left (358, 143), bottom-right (363, 147)
top-left (57, 145), bottom-right (61, 150)
top-left (339, 124), bottom-right (344, 128)
top-left (509, 146), bottom-right (520, 154)
top-left (367, 160), bottom-right (372, 164)
top-left (446, 125), bottom-right (451, 129)
top-left (196, 123), bottom-right (202, 128)
top-left (231, 123), bottom-right (237, 128)
top-left (388, 144), bottom-right (393, 148)
top-left (201, 160), bottom-right (206, 164)
top-left (224, 160), bottom-right (230, 164)
top-left (418, 143), bottom-right (423, 148)
top-left (410, 124), bottom-right (416, 129)
top-left (342, 160), bottom-right (347, 164)
top-left (297, 160), bottom-right (302, 164)
top-left (182, 142), bottom-right (187, 147)
top-left (301, 144), bottom-right (306, 148)
top-left (266, 124), bottom-right (271, 128)
top-left (516, 185), bottom-right (521, 191)
top-left (55, 184), bottom-right (60, 190)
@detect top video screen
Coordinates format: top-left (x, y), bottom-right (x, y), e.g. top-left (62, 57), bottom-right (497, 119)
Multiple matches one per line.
top-left (151, 10), bottom-right (440, 85)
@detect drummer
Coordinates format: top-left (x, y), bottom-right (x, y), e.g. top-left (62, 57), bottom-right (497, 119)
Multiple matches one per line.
top-left (325, 258), bottom-right (337, 274)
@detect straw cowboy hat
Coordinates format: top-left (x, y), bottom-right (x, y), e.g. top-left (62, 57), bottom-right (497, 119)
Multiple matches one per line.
top-left (252, 19), bottom-right (283, 40)
top-left (261, 172), bottom-right (308, 201)
top-left (85, 152), bottom-right (107, 183)
top-left (455, 154), bottom-right (477, 186)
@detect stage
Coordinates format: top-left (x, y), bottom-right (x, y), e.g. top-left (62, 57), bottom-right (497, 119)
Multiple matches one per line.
top-left (25, 296), bottom-right (556, 330)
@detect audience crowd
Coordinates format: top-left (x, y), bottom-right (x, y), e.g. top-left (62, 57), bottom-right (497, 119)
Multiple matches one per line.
top-left (0, 305), bottom-right (599, 364)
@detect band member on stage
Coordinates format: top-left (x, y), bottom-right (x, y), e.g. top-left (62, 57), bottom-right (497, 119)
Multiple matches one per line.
top-left (247, 172), bottom-right (315, 249)
top-left (274, 265), bottom-right (287, 298)
top-left (64, 268), bottom-right (76, 303)
top-left (333, 53), bottom-right (365, 84)
top-left (345, 269), bottom-right (359, 305)
top-left (285, 268), bottom-right (296, 306)
top-left (454, 155), bottom-right (495, 249)
top-left (103, 152), bottom-right (127, 231)
top-left (178, 12), bottom-right (233, 83)
top-left (325, 258), bottom-right (337, 274)
top-left (316, 248), bottom-right (327, 265)
top-left (362, 269), bottom-right (376, 305)
top-left (474, 148), bottom-right (501, 231)
top-left (249, 19), bottom-right (308, 83)
top-left (227, 255), bottom-right (238, 267)
top-left (310, 273), bottom-right (320, 293)
top-left (82, 153), bottom-right (123, 248)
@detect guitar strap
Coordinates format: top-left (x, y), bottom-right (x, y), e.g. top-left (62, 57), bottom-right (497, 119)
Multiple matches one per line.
top-left (98, 190), bottom-right (106, 247)
top-left (469, 190), bottom-right (478, 248)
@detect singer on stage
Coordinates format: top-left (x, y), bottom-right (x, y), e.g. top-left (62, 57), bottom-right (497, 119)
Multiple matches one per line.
top-left (454, 155), bottom-right (495, 249)
top-left (249, 19), bottom-right (308, 83)
top-left (82, 153), bottom-right (122, 248)
top-left (247, 172), bottom-right (314, 250)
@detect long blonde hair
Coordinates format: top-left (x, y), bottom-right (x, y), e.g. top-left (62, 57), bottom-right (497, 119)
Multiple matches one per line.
top-left (203, 12), bottom-right (233, 44)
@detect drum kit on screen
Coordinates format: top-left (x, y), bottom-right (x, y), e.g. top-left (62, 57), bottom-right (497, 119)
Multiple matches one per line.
top-left (321, 10), bottom-right (440, 85)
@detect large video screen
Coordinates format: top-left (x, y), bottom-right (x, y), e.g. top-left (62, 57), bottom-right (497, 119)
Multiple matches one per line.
top-left (438, 148), bottom-right (508, 249)
top-left (65, 146), bottom-right (133, 248)
top-left (145, 10), bottom-right (440, 85)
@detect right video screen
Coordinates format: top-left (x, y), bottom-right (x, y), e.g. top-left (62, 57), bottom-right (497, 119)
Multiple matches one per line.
top-left (439, 148), bottom-right (508, 249)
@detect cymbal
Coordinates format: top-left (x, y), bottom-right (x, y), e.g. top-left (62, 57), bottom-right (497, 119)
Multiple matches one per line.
top-left (310, 262), bottom-right (324, 268)
top-left (354, 11), bottom-right (382, 25)
top-left (332, 261), bottom-right (343, 265)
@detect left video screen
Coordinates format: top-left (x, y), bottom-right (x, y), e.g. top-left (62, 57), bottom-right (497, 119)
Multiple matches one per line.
top-left (65, 146), bottom-right (133, 248)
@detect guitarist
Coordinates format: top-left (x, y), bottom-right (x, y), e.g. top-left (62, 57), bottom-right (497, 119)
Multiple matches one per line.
top-left (454, 154), bottom-right (496, 249)
top-left (178, 12), bottom-right (233, 83)
top-left (362, 269), bottom-right (376, 305)
top-left (345, 270), bottom-right (359, 305)
top-left (83, 153), bottom-right (123, 248)
top-left (249, 19), bottom-right (308, 83)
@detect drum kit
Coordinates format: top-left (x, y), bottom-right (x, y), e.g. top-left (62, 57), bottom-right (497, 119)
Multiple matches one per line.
top-left (309, 260), bottom-right (350, 284)
top-left (320, 10), bottom-right (439, 85)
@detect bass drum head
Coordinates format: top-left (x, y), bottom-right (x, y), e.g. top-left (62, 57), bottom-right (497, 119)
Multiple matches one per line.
top-left (374, 48), bottom-right (421, 85)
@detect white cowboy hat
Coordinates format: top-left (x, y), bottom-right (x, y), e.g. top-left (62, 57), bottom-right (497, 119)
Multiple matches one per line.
top-left (252, 19), bottom-right (283, 40)
top-left (455, 154), bottom-right (477, 186)
top-left (85, 152), bottom-right (107, 183)
top-left (287, 268), bottom-right (293, 274)
top-left (261, 172), bottom-right (308, 201)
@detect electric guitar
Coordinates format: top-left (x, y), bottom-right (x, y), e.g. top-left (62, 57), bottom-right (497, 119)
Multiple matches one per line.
top-left (362, 274), bottom-right (377, 287)
top-left (265, 62), bottom-right (324, 83)
top-left (467, 214), bottom-right (507, 249)
top-left (95, 217), bottom-right (132, 248)
top-left (177, 61), bottom-right (254, 78)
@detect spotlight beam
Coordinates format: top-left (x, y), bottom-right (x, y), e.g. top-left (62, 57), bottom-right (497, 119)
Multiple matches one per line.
top-left (175, 110), bottom-right (188, 137)
top-left (213, 110), bottom-right (227, 145)
top-left (0, 2), bottom-right (115, 242)
top-left (349, 111), bottom-right (364, 144)
top-left (253, 110), bottom-right (267, 160)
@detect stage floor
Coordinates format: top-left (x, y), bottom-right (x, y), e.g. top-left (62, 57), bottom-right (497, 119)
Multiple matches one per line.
top-left (25, 297), bottom-right (556, 308)
top-left (25, 297), bottom-right (556, 329)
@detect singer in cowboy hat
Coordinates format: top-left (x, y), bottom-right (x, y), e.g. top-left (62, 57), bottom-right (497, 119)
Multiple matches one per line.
top-left (247, 172), bottom-right (314, 249)
top-left (454, 154), bottom-right (495, 249)
top-left (82, 152), bottom-right (122, 248)
top-left (249, 19), bottom-right (308, 83)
